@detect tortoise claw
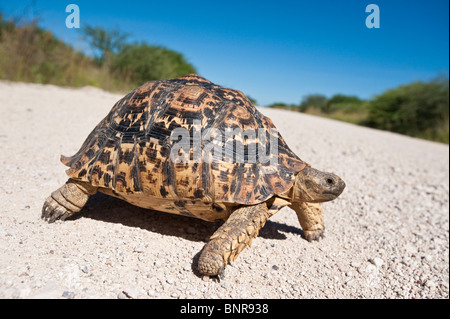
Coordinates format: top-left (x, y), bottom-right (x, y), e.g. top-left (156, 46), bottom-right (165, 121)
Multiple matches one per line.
top-left (217, 267), bottom-right (225, 282)
top-left (304, 228), bottom-right (325, 242)
top-left (42, 196), bottom-right (73, 223)
top-left (198, 251), bottom-right (225, 277)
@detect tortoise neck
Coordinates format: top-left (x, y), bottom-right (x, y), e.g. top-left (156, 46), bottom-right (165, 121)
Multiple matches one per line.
top-left (290, 170), bottom-right (316, 203)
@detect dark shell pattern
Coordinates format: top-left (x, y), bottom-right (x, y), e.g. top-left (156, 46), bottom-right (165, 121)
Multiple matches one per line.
top-left (62, 74), bottom-right (307, 220)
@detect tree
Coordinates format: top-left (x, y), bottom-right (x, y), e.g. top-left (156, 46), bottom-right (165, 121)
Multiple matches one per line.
top-left (82, 24), bottom-right (129, 64)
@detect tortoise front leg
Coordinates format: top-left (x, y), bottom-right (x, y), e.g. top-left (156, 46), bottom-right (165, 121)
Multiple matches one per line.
top-left (198, 202), bottom-right (269, 277)
top-left (290, 202), bottom-right (324, 241)
top-left (42, 179), bottom-right (97, 223)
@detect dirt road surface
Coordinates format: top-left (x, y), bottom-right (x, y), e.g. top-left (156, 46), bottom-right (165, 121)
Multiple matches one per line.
top-left (0, 81), bottom-right (448, 298)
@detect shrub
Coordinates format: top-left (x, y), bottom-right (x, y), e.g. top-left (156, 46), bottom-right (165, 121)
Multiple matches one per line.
top-left (267, 102), bottom-right (299, 111)
top-left (364, 78), bottom-right (449, 142)
top-left (112, 43), bottom-right (197, 86)
top-left (299, 94), bottom-right (327, 112)
top-left (325, 94), bottom-right (363, 113)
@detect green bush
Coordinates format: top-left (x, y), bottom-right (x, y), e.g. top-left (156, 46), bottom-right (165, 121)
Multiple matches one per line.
top-left (112, 43), bottom-right (197, 85)
top-left (299, 94), bottom-right (327, 112)
top-left (267, 102), bottom-right (299, 111)
top-left (325, 94), bottom-right (363, 113)
top-left (364, 78), bottom-right (449, 143)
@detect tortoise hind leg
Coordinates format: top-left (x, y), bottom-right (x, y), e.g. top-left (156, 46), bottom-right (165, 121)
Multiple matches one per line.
top-left (198, 202), bottom-right (269, 277)
top-left (42, 179), bottom-right (97, 223)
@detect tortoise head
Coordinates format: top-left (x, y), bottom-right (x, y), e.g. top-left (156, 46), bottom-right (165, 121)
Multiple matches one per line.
top-left (292, 166), bottom-right (345, 203)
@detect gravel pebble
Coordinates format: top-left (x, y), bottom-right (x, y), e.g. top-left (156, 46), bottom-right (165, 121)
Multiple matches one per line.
top-left (369, 258), bottom-right (384, 268)
top-left (121, 287), bottom-right (142, 299)
top-left (62, 291), bottom-right (75, 299)
top-left (133, 245), bottom-right (145, 253)
top-left (117, 292), bottom-right (128, 299)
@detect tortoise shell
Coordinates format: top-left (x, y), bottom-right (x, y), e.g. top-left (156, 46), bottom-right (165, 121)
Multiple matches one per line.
top-left (62, 74), bottom-right (307, 219)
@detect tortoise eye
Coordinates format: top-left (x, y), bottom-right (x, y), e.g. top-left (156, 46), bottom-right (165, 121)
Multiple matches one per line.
top-left (326, 178), bottom-right (334, 185)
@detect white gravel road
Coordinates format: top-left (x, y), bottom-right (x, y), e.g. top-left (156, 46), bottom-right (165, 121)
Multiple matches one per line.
top-left (0, 80), bottom-right (448, 299)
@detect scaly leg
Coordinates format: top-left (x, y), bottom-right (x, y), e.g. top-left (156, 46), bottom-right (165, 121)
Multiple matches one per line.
top-left (198, 202), bottom-right (269, 277)
top-left (290, 202), bottom-right (324, 241)
top-left (42, 179), bottom-right (97, 223)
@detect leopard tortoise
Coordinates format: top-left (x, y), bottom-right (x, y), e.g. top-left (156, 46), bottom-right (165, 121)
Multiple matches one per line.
top-left (42, 74), bottom-right (345, 277)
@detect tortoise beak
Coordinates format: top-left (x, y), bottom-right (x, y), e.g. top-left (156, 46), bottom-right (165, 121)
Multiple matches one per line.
top-left (322, 173), bottom-right (345, 200)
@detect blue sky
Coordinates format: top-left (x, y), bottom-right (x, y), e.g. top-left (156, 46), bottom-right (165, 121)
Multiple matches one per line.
top-left (1, 0), bottom-right (448, 106)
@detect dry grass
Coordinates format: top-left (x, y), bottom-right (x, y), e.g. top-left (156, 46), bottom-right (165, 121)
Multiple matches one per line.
top-left (0, 21), bottom-right (132, 93)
